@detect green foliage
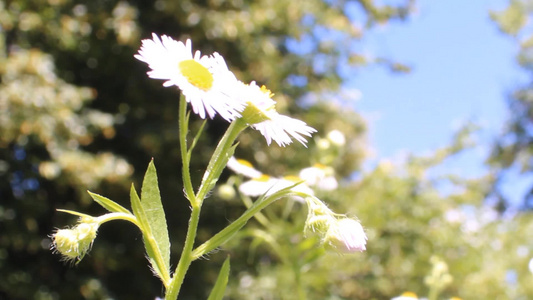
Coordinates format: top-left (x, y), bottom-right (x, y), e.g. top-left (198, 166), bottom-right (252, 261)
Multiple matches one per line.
top-left (88, 191), bottom-right (132, 214)
top-left (140, 160), bottom-right (171, 273)
top-left (207, 257), bottom-right (231, 300)
top-left (224, 127), bottom-right (533, 299)
top-left (490, 0), bottom-right (533, 208)
top-left (130, 170), bottom-right (170, 284)
top-left (490, 0), bottom-right (529, 36)
top-left (5, 0), bottom-right (532, 299)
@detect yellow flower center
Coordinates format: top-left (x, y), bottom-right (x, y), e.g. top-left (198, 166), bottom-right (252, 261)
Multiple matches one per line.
top-left (256, 174), bottom-right (271, 182)
top-left (236, 159), bottom-right (254, 168)
top-left (313, 163), bottom-right (327, 169)
top-left (178, 59), bottom-right (213, 91)
top-left (260, 85), bottom-right (274, 98)
top-left (400, 292), bottom-right (418, 299)
top-left (283, 175), bottom-right (302, 182)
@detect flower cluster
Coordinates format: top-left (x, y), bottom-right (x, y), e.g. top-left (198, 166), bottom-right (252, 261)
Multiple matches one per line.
top-left (227, 156), bottom-right (366, 253)
top-left (227, 157), bottom-right (314, 199)
top-left (227, 157), bottom-right (339, 198)
top-left (135, 33), bottom-right (316, 147)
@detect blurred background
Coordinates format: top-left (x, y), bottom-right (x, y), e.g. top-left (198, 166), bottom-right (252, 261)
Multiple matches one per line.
top-left (1, 0), bottom-right (532, 299)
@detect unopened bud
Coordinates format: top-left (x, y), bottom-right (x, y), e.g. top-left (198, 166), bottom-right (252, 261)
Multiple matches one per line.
top-left (305, 214), bottom-right (334, 234)
top-left (218, 184), bottom-right (236, 200)
top-left (51, 221), bottom-right (99, 263)
top-left (324, 218), bottom-right (367, 253)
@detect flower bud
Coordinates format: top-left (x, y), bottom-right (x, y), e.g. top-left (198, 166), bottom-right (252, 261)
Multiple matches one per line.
top-left (324, 218), bottom-right (367, 253)
top-left (51, 221), bottom-right (99, 263)
top-left (305, 214), bottom-right (334, 234)
top-left (217, 183), bottom-right (236, 200)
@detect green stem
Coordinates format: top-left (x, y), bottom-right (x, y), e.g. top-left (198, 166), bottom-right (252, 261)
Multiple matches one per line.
top-left (96, 212), bottom-right (141, 228)
top-left (195, 118), bottom-right (248, 204)
top-left (191, 189), bottom-right (302, 260)
top-left (294, 263), bottom-right (306, 300)
top-left (179, 95), bottom-right (196, 203)
top-left (164, 118), bottom-right (247, 300)
top-left (247, 228), bottom-right (287, 264)
top-left (428, 287), bottom-right (440, 300)
top-left (241, 195), bottom-right (270, 227)
top-left (164, 205), bottom-right (201, 300)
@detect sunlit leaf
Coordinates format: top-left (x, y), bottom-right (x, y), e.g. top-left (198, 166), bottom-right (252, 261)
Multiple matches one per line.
top-left (88, 191), bottom-right (132, 214)
top-left (140, 160), bottom-right (170, 271)
top-left (207, 257), bottom-right (231, 300)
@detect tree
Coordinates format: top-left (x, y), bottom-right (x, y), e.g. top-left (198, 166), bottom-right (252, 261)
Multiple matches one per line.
top-left (490, 0), bottom-right (533, 209)
top-left (0, 0), bottom-right (414, 298)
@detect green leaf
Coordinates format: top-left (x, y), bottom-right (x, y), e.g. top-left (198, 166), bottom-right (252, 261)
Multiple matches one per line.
top-left (203, 143), bottom-right (238, 197)
top-left (490, 1), bottom-right (528, 36)
top-left (88, 191), bottom-right (131, 214)
top-left (140, 160), bottom-right (170, 271)
top-left (192, 184), bottom-right (300, 260)
top-left (56, 209), bottom-right (93, 219)
top-left (207, 257), bottom-right (231, 300)
top-left (130, 184), bottom-right (168, 282)
top-left (188, 119), bottom-right (207, 155)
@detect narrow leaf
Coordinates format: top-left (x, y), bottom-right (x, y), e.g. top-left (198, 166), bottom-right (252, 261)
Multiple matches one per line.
top-left (56, 209), bottom-right (93, 219)
top-left (130, 184), bottom-right (167, 282)
top-left (192, 185), bottom-right (299, 260)
top-left (207, 257), bottom-right (231, 300)
top-left (141, 160), bottom-right (170, 271)
top-left (203, 143), bottom-right (239, 197)
top-left (188, 119), bottom-right (207, 155)
top-left (88, 191), bottom-right (131, 214)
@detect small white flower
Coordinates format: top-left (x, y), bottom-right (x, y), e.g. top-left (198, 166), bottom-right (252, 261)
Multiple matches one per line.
top-left (227, 157), bottom-right (262, 179)
top-left (236, 81), bottom-right (316, 147)
top-left (325, 218), bottom-right (367, 253)
top-left (299, 163), bottom-right (338, 191)
top-left (239, 174), bottom-right (314, 198)
top-left (327, 129), bottom-right (346, 147)
top-left (135, 33), bottom-right (245, 121)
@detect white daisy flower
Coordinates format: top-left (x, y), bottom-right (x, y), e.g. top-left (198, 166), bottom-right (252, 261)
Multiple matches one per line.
top-left (391, 292), bottom-right (419, 300)
top-left (299, 163), bottom-right (338, 191)
top-left (326, 129), bottom-right (346, 147)
top-left (135, 33), bottom-right (245, 121)
top-left (239, 174), bottom-right (314, 199)
top-left (227, 157), bottom-right (262, 179)
top-left (236, 81), bottom-right (316, 147)
top-left (324, 218), bottom-right (367, 253)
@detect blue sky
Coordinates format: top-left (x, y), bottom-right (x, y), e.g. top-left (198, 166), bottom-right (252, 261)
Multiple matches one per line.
top-left (346, 0), bottom-right (531, 205)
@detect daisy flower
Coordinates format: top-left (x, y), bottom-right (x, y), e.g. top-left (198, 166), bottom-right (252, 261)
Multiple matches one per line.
top-left (299, 163), bottom-right (338, 191)
top-left (135, 33), bottom-right (245, 121)
top-left (239, 174), bottom-right (314, 199)
top-left (227, 157), bottom-right (313, 199)
top-left (227, 157), bottom-right (262, 179)
top-left (236, 81), bottom-right (317, 147)
top-left (326, 129), bottom-right (346, 147)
